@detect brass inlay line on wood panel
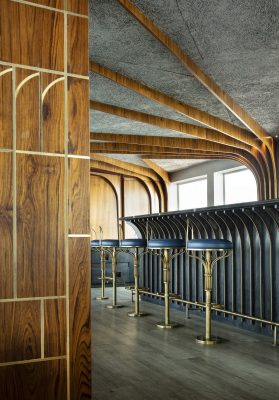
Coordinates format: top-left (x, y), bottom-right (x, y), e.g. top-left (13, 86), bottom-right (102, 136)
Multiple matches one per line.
top-left (41, 77), bottom-right (65, 101)
top-left (0, 355), bottom-right (67, 368)
top-left (12, 66), bottom-right (17, 299)
top-left (15, 72), bottom-right (40, 98)
top-left (64, 3), bottom-right (71, 398)
top-left (68, 234), bottom-right (91, 237)
top-left (0, 68), bottom-right (13, 77)
top-left (0, 149), bottom-right (12, 153)
top-left (41, 299), bottom-right (45, 359)
top-left (15, 150), bottom-right (65, 157)
top-left (0, 61), bottom-right (89, 80)
top-left (10, 0), bottom-right (88, 18)
top-left (68, 154), bottom-right (90, 159)
top-left (0, 295), bottom-right (66, 303)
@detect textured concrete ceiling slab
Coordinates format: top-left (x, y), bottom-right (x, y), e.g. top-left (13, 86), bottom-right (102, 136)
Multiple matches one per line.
top-left (89, 0), bottom-right (279, 172)
top-left (152, 159), bottom-right (208, 172)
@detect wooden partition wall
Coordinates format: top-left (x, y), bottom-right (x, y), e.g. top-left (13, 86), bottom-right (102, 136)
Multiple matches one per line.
top-left (90, 172), bottom-right (159, 240)
top-left (0, 1), bottom-right (91, 399)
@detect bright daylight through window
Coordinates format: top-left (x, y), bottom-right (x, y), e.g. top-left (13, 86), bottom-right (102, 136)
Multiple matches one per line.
top-left (178, 177), bottom-right (207, 210)
top-left (214, 167), bottom-right (257, 205)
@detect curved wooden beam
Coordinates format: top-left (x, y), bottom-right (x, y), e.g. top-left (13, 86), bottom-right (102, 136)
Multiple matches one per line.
top-left (142, 159), bottom-right (170, 183)
top-left (90, 60), bottom-right (258, 149)
top-left (90, 101), bottom-right (251, 152)
top-left (91, 132), bottom-right (247, 154)
top-left (117, 0), bottom-right (277, 197)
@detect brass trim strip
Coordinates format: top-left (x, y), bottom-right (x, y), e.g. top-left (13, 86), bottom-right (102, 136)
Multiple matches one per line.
top-left (0, 296), bottom-right (66, 303)
top-left (12, 66), bottom-right (17, 299)
top-left (0, 61), bottom-right (89, 80)
top-left (10, 0), bottom-right (88, 18)
top-left (15, 150), bottom-right (65, 157)
top-left (41, 299), bottom-right (45, 358)
top-left (41, 76), bottom-right (65, 102)
top-left (68, 154), bottom-right (90, 159)
top-left (0, 356), bottom-right (67, 368)
top-left (15, 72), bottom-right (40, 98)
top-left (0, 149), bottom-right (12, 153)
top-left (68, 234), bottom-right (91, 237)
top-left (0, 68), bottom-right (13, 77)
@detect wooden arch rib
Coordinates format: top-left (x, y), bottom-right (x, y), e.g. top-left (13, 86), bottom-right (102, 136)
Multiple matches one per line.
top-left (116, 0), bottom-right (277, 198)
top-left (90, 101), bottom-right (251, 152)
top-left (91, 155), bottom-right (167, 211)
top-left (90, 61), bottom-right (258, 149)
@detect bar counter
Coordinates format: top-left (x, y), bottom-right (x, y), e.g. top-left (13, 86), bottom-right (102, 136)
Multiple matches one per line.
top-left (123, 200), bottom-right (279, 338)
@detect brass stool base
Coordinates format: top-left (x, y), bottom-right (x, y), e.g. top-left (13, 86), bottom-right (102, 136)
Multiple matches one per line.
top-left (95, 296), bottom-right (109, 300)
top-left (128, 312), bottom-right (148, 318)
top-left (196, 335), bottom-right (222, 345)
top-left (156, 321), bottom-right (179, 329)
top-left (106, 305), bottom-right (124, 309)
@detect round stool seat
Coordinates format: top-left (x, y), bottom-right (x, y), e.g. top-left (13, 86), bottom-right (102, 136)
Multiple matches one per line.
top-left (187, 239), bottom-right (233, 251)
top-left (148, 238), bottom-right (185, 249)
top-left (120, 239), bottom-right (147, 248)
top-left (91, 239), bottom-right (120, 247)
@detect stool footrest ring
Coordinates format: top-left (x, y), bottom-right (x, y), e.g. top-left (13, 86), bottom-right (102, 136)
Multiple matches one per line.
top-left (128, 312), bottom-right (149, 318)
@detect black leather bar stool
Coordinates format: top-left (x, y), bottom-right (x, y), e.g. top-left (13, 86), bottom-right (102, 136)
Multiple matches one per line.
top-left (120, 238), bottom-right (147, 318)
top-left (187, 239), bottom-right (233, 344)
top-left (147, 239), bottom-right (185, 329)
top-left (92, 239), bottom-right (123, 309)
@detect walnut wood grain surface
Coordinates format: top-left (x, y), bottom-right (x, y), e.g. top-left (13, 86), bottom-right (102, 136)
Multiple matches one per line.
top-left (0, 359), bottom-right (67, 400)
top-left (0, 301), bottom-right (41, 363)
top-left (69, 237), bottom-right (91, 399)
top-left (69, 158), bottom-right (90, 234)
top-left (44, 299), bottom-right (66, 358)
top-left (0, 152), bottom-right (13, 299)
top-left (0, 65), bottom-right (12, 149)
top-left (17, 154), bottom-right (65, 298)
top-left (68, 78), bottom-right (89, 155)
top-left (0, 0), bottom-right (64, 71)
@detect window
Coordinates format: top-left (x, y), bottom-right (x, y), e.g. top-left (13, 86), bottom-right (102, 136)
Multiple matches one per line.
top-left (177, 176), bottom-right (207, 210)
top-left (214, 167), bottom-right (257, 205)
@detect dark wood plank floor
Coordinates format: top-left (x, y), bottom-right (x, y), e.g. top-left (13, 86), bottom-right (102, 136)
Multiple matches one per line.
top-left (92, 288), bottom-right (279, 400)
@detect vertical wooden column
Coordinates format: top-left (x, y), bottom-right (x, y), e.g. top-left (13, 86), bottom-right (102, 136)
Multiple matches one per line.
top-left (0, 1), bottom-right (91, 399)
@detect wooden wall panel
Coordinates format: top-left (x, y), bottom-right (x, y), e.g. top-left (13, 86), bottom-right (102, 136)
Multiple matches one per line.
top-left (16, 69), bottom-right (40, 151)
top-left (124, 177), bottom-right (150, 239)
top-left (68, 0), bottom-right (88, 15)
top-left (44, 299), bottom-right (66, 358)
top-left (0, 66), bottom-right (12, 149)
top-left (42, 73), bottom-right (65, 153)
top-left (0, 360), bottom-right (67, 400)
top-left (0, 0), bottom-right (90, 397)
top-left (0, 152), bottom-right (13, 299)
top-left (69, 158), bottom-right (90, 234)
top-left (0, 1), bottom-right (64, 71)
top-left (67, 16), bottom-right (89, 75)
top-left (90, 175), bottom-right (119, 239)
top-left (69, 237), bottom-right (91, 400)
top-left (17, 154), bottom-right (65, 298)
top-left (68, 78), bottom-right (89, 155)
top-left (0, 301), bottom-right (40, 363)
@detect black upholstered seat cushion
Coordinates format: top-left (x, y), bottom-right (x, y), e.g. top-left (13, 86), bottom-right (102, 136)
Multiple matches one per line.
top-left (147, 238), bottom-right (185, 249)
top-left (187, 239), bottom-right (233, 251)
top-left (120, 239), bottom-right (147, 248)
top-left (91, 239), bottom-right (120, 247)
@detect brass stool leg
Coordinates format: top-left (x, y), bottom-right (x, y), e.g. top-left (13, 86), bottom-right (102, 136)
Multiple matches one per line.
top-left (96, 249), bottom-right (109, 300)
top-left (196, 251), bottom-right (221, 344)
top-left (156, 249), bottom-right (179, 329)
top-left (106, 247), bottom-right (124, 309)
top-left (128, 249), bottom-right (148, 317)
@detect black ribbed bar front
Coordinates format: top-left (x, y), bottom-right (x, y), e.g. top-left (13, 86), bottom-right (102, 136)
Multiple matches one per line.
top-left (123, 200), bottom-right (279, 336)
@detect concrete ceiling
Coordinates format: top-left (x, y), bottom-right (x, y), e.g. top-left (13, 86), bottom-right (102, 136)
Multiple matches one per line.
top-left (89, 0), bottom-right (279, 172)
